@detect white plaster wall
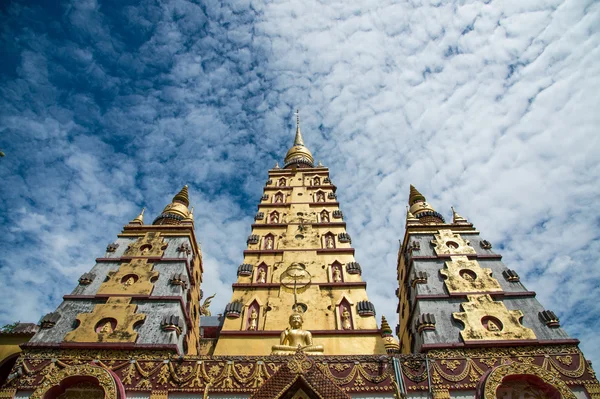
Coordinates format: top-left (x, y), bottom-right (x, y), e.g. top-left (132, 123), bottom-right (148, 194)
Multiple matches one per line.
top-left (126, 393), bottom-right (151, 399)
top-left (451, 390), bottom-right (477, 399)
top-left (572, 386), bottom-right (591, 399)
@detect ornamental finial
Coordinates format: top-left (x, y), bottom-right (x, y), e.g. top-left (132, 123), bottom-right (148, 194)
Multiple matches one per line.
top-left (451, 206), bottom-right (468, 224)
top-left (293, 109), bottom-right (305, 146)
top-left (130, 208), bottom-right (145, 225)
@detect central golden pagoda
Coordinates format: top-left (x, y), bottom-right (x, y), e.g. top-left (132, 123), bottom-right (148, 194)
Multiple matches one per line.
top-left (211, 112), bottom-right (388, 356)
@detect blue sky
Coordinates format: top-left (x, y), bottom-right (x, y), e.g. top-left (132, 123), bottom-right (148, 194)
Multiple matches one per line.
top-left (1, 0), bottom-right (599, 363)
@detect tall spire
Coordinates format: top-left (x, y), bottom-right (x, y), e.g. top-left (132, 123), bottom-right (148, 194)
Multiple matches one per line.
top-left (173, 185), bottom-right (190, 207)
top-left (283, 109), bottom-right (314, 169)
top-left (153, 185), bottom-right (193, 225)
top-left (293, 109), bottom-right (305, 146)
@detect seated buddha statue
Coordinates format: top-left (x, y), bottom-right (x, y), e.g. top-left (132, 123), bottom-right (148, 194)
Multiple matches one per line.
top-left (271, 312), bottom-right (324, 355)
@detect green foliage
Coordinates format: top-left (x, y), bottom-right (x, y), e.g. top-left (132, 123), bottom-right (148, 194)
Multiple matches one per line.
top-left (1, 321), bottom-right (20, 333)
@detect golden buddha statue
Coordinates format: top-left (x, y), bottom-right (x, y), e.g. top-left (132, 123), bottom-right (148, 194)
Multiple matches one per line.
top-left (271, 312), bottom-right (324, 355)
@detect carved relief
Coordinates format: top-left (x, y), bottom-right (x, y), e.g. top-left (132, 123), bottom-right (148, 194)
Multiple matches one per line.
top-left (431, 230), bottom-right (476, 255)
top-left (453, 295), bottom-right (536, 341)
top-left (440, 256), bottom-right (502, 293)
top-left (124, 233), bottom-right (168, 257)
top-left (97, 259), bottom-right (159, 295)
top-left (64, 297), bottom-right (145, 343)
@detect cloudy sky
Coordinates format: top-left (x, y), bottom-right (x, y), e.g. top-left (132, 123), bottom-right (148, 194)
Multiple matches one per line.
top-left (1, 0), bottom-right (599, 363)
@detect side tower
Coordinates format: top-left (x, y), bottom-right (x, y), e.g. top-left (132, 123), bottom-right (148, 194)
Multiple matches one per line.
top-left (396, 185), bottom-right (598, 399)
top-left (213, 114), bottom-right (387, 356)
top-left (26, 186), bottom-right (203, 356)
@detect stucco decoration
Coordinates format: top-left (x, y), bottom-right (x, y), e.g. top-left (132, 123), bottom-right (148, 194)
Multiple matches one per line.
top-left (124, 232), bottom-right (168, 257)
top-left (431, 230), bottom-right (476, 255)
top-left (483, 362), bottom-right (576, 399)
top-left (440, 256), bottom-right (502, 294)
top-left (29, 364), bottom-right (118, 399)
top-left (97, 259), bottom-right (159, 295)
top-left (64, 297), bottom-right (145, 343)
top-left (453, 295), bottom-right (536, 341)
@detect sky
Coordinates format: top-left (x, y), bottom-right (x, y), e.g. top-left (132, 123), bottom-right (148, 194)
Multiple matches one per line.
top-left (1, 0), bottom-right (599, 364)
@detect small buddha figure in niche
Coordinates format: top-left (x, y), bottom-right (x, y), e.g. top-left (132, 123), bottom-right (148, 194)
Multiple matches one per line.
top-left (279, 178), bottom-right (286, 187)
top-left (271, 312), bottom-right (324, 355)
top-left (461, 271), bottom-right (475, 282)
top-left (314, 177), bottom-right (320, 185)
top-left (257, 268), bottom-right (266, 283)
top-left (332, 267), bottom-right (341, 282)
top-left (316, 192), bottom-right (325, 202)
top-left (486, 319), bottom-right (501, 332)
top-left (270, 212), bottom-right (279, 224)
top-left (99, 321), bottom-right (113, 334)
top-left (275, 194), bottom-right (283, 203)
top-left (265, 236), bottom-right (274, 250)
top-left (341, 307), bottom-right (352, 330)
top-left (123, 277), bottom-right (135, 287)
top-left (248, 309), bottom-right (258, 331)
top-left (321, 211), bottom-right (329, 223)
top-left (325, 235), bottom-right (334, 249)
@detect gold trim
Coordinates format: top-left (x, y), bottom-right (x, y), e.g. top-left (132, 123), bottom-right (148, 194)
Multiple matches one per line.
top-left (30, 364), bottom-right (117, 399)
top-left (484, 362), bottom-right (576, 399)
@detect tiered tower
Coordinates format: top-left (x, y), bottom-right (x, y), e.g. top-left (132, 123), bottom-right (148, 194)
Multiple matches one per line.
top-left (397, 185), bottom-right (575, 352)
top-left (25, 186), bottom-right (203, 356)
top-left (213, 114), bottom-right (388, 356)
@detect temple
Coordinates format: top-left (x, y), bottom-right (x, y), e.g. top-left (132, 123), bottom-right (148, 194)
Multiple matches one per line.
top-left (0, 114), bottom-right (598, 399)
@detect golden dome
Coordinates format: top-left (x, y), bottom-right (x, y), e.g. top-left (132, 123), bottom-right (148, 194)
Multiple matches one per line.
top-left (284, 111), bottom-right (314, 168)
top-left (153, 185), bottom-right (193, 225)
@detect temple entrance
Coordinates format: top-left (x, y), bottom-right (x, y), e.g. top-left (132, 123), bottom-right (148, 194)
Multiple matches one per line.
top-left (495, 375), bottom-right (561, 399)
top-left (56, 380), bottom-right (105, 399)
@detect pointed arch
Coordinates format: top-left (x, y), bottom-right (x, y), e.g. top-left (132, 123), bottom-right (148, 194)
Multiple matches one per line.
top-left (255, 262), bottom-right (268, 284)
top-left (264, 233), bottom-right (275, 250)
top-left (269, 210), bottom-right (280, 224)
top-left (29, 364), bottom-right (123, 399)
top-left (330, 260), bottom-right (343, 282)
top-left (273, 191), bottom-right (285, 203)
top-left (246, 299), bottom-right (261, 331)
top-left (323, 232), bottom-right (336, 249)
top-left (320, 209), bottom-right (330, 223)
top-left (314, 190), bottom-right (326, 203)
top-left (336, 297), bottom-right (354, 330)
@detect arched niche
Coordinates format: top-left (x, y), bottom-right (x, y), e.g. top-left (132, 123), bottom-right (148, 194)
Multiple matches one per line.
top-left (273, 191), bottom-right (285, 203)
top-left (481, 362), bottom-right (576, 399)
top-left (336, 297), bottom-right (354, 330)
top-left (30, 364), bottom-right (123, 399)
top-left (278, 177), bottom-right (287, 187)
top-left (314, 190), bottom-right (326, 203)
top-left (255, 262), bottom-right (268, 284)
top-left (320, 209), bottom-right (330, 223)
top-left (264, 234), bottom-right (275, 250)
top-left (241, 296), bottom-right (263, 331)
top-left (246, 300), bottom-right (261, 331)
top-left (269, 210), bottom-right (280, 224)
top-left (330, 260), bottom-right (343, 283)
top-left (313, 176), bottom-right (321, 186)
top-left (323, 232), bottom-right (336, 249)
